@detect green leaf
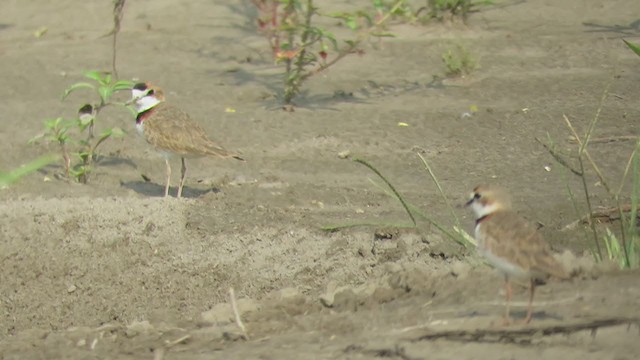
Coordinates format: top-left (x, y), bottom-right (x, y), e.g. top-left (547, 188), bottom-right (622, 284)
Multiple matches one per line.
top-left (370, 32), bottom-right (396, 38)
top-left (355, 10), bottom-right (373, 27)
top-left (98, 86), bottom-right (113, 103)
top-left (28, 133), bottom-right (46, 144)
top-left (0, 154), bottom-right (57, 187)
top-left (84, 70), bottom-right (108, 83)
top-left (623, 39), bottom-right (640, 58)
top-left (62, 82), bottom-right (95, 100)
top-left (113, 80), bottom-right (134, 91)
top-left (110, 127), bottom-right (125, 137)
top-left (45, 117), bottom-right (64, 129)
top-left (326, 12), bottom-right (351, 19)
top-left (100, 127), bottom-right (125, 139)
top-left (345, 16), bottom-right (358, 31)
top-left (319, 29), bottom-right (338, 50)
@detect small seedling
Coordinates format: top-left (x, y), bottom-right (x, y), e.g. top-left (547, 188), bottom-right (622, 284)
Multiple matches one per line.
top-left (30, 71), bottom-right (133, 183)
top-left (441, 44), bottom-right (477, 77)
top-left (252, 0), bottom-right (400, 107)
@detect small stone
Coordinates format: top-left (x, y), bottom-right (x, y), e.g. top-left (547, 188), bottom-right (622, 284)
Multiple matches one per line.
top-left (201, 298), bottom-right (259, 325)
top-left (125, 320), bottom-right (153, 338)
top-left (337, 150), bottom-right (351, 159)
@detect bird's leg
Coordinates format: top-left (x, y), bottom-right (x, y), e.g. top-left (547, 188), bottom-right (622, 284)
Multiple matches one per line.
top-left (502, 275), bottom-right (512, 326)
top-left (523, 279), bottom-right (536, 324)
top-left (177, 157), bottom-right (187, 198)
top-left (164, 158), bottom-right (171, 197)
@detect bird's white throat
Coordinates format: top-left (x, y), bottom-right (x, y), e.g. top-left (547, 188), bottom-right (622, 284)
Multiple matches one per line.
top-left (135, 95), bottom-right (162, 113)
top-left (470, 200), bottom-right (500, 220)
top-left (131, 88), bottom-right (147, 100)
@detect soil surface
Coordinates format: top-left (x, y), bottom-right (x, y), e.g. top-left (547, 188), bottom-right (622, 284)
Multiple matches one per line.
top-left (1, 0), bottom-right (640, 359)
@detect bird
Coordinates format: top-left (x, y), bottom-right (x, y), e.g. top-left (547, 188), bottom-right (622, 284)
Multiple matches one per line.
top-left (130, 82), bottom-right (244, 198)
top-left (465, 185), bottom-right (569, 325)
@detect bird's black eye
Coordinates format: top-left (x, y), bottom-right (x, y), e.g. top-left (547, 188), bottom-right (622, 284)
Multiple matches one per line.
top-left (148, 89), bottom-right (155, 95)
top-left (473, 193), bottom-right (481, 200)
top-left (133, 82), bottom-right (148, 91)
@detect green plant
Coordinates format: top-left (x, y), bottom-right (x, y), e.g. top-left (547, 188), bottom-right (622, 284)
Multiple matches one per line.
top-left (374, 0), bottom-right (494, 24)
top-left (30, 71), bottom-right (133, 183)
top-left (251, 0), bottom-right (400, 107)
top-left (623, 39), bottom-right (640, 57)
top-left (372, 0), bottom-right (417, 23)
top-left (603, 228), bottom-right (638, 268)
top-left (423, 0), bottom-right (484, 22)
top-left (538, 80), bottom-right (640, 268)
top-left (323, 156), bottom-right (475, 250)
top-left (0, 155), bottom-right (57, 188)
top-left (441, 43), bottom-right (477, 77)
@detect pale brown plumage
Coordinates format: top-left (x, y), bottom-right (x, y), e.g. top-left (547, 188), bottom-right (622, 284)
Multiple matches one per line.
top-left (467, 185), bottom-right (568, 325)
top-left (141, 102), bottom-right (243, 160)
top-left (479, 210), bottom-right (569, 281)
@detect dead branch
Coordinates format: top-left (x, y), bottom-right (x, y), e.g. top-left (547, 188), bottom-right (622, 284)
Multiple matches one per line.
top-left (568, 135), bottom-right (638, 144)
top-left (409, 317), bottom-right (639, 344)
top-left (571, 204), bottom-right (639, 226)
top-left (535, 137), bottom-right (582, 176)
top-left (229, 288), bottom-right (249, 340)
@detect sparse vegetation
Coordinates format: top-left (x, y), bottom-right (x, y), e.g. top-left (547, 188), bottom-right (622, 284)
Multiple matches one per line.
top-left (251, 0), bottom-right (400, 108)
top-left (30, 71), bottom-right (133, 183)
top-left (441, 43), bottom-right (477, 77)
top-left (324, 155), bottom-right (476, 250)
top-left (375, 0), bottom-right (495, 24)
top-left (539, 80), bottom-right (640, 269)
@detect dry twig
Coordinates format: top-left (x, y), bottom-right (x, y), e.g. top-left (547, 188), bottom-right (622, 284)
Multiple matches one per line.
top-left (409, 317), bottom-right (639, 344)
top-left (230, 288), bottom-right (249, 340)
top-left (569, 135), bottom-right (638, 144)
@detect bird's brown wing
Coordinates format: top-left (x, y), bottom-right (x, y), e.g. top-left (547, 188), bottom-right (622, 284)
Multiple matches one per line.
top-left (483, 211), bottom-right (568, 280)
top-left (144, 103), bottom-right (242, 159)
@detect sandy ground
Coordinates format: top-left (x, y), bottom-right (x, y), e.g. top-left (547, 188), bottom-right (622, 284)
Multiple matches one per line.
top-left (1, 0), bottom-right (640, 358)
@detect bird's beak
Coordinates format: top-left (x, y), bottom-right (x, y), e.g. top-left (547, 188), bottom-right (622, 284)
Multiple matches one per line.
top-left (464, 197), bottom-right (474, 207)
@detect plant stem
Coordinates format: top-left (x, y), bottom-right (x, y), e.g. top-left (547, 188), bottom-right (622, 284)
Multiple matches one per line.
top-left (301, 0), bottom-right (404, 82)
top-left (111, 0), bottom-right (126, 79)
top-left (417, 152), bottom-right (461, 227)
top-left (60, 141), bottom-right (70, 178)
top-left (284, 0), bottom-right (316, 104)
top-left (353, 157), bottom-right (416, 227)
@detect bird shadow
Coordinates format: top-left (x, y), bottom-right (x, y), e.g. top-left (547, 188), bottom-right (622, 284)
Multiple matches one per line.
top-left (95, 155), bottom-right (138, 169)
top-left (121, 180), bottom-right (221, 199)
top-left (583, 19), bottom-right (640, 36)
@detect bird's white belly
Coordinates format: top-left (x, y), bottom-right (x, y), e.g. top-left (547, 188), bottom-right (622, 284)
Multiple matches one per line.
top-left (475, 224), bottom-right (529, 279)
top-left (136, 122), bottom-right (145, 137)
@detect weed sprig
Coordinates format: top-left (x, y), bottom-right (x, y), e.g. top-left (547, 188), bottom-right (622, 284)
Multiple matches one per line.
top-left (30, 71), bottom-right (133, 183)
